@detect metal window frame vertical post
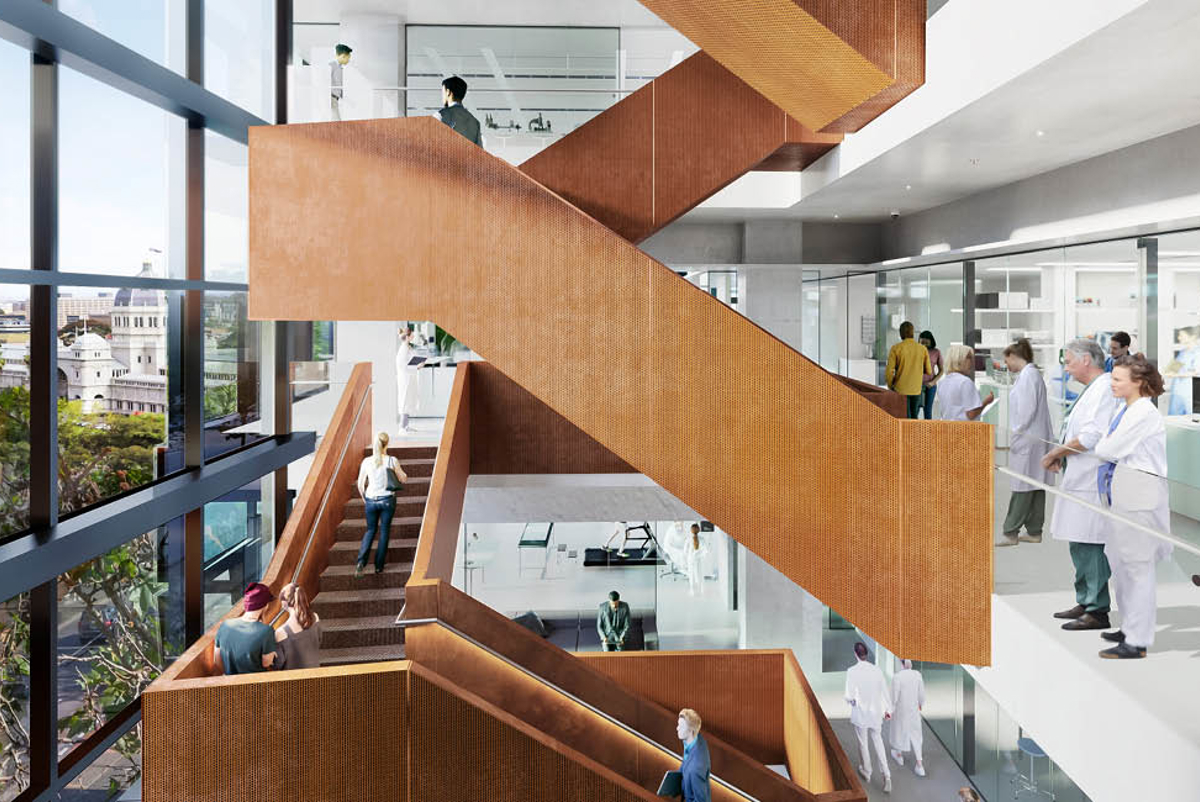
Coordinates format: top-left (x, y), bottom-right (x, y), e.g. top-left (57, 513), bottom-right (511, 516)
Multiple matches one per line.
top-left (25, 45), bottom-right (59, 798)
top-left (962, 260), bottom-right (977, 349)
top-left (1137, 237), bottom-right (1158, 365)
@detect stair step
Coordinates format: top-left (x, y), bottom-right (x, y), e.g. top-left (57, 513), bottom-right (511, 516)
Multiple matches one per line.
top-left (363, 446), bottom-right (438, 460)
top-left (327, 538), bottom-right (419, 565)
top-left (311, 587), bottom-right (406, 618)
top-left (319, 614), bottom-right (406, 649)
top-left (397, 458), bottom-right (436, 478)
top-left (343, 496), bottom-right (428, 519)
top-left (319, 562), bottom-right (412, 593)
top-left (334, 517), bottom-right (422, 542)
top-left (320, 643), bottom-right (406, 667)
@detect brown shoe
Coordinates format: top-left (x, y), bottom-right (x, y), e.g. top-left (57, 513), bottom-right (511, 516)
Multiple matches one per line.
top-left (1062, 612), bottom-right (1111, 631)
top-left (1053, 604), bottom-right (1086, 620)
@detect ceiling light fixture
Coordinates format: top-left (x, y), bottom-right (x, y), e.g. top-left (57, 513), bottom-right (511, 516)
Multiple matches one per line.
top-left (905, 184), bottom-right (912, 190)
top-left (1036, 130), bottom-right (1045, 137)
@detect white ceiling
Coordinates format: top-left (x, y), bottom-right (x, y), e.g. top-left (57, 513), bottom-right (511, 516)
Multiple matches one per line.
top-left (687, 0), bottom-right (1200, 224)
top-left (293, 0), bottom-right (669, 28)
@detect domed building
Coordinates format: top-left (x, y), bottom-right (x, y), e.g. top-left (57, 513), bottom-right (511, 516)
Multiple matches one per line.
top-left (54, 260), bottom-right (169, 414)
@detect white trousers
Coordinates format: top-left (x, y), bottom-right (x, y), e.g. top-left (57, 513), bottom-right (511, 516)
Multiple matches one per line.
top-left (687, 556), bottom-right (703, 595)
top-left (1107, 549), bottom-right (1158, 648)
top-left (854, 724), bottom-right (890, 779)
top-left (891, 722), bottom-right (923, 764)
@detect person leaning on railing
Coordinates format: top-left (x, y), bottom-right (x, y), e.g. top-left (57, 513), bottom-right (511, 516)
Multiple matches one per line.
top-left (213, 583), bottom-right (278, 675)
top-left (1093, 355), bottom-right (1172, 659)
top-left (274, 582), bottom-right (321, 670)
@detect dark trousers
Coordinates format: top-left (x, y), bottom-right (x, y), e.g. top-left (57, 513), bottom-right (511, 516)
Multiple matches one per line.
top-left (921, 385), bottom-right (937, 419)
top-left (357, 495), bottom-right (396, 572)
top-left (1069, 541), bottom-right (1111, 614)
top-left (905, 394), bottom-right (922, 419)
top-left (1002, 490), bottom-right (1046, 536)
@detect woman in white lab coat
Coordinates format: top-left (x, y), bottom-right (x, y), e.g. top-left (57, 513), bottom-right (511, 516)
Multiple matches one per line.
top-left (888, 659), bottom-right (926, 777)
top-left (998, 339), bottom-right (1054, 546)
top-left (1094, 355), bottom-right (1172, 659)
top-left (685, 524), bottom-right (709, 596)
top-left (396, 327), bottom-right (420, 431)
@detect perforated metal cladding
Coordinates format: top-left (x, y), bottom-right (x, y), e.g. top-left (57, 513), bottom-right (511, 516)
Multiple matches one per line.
top-left (249, 117), bottom-right (992, 666)
top-left (578, 652), bottom-right (786, 766)
top-left (142, 666), bottom-right (406, 802)
top-left (782, 657), bottom-right (844, 795)
top-left (408, 670), bottom-right (651, 802)
top-left (637, 0), bottom-right (892, 130)
top-left (899, 421), bottom-right (994, 666)
top-left (468, 362), bottom-right (636, 474)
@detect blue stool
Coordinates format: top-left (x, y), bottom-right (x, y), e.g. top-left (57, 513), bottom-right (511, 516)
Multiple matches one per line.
top-left (1011, 737), bottom-right (1055, 800)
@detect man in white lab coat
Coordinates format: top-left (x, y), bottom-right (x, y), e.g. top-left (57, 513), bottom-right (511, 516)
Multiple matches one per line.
top-left (889, 659), bottom-right (926, 777)
top-left (1041, 339), bottom-right (1119, 631)
top-left (845, 642), bottom-right (892, 794)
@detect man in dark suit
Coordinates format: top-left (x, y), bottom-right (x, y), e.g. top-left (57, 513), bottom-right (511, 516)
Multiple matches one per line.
top-left (677, 708), bottom-right (711, 802)
top-left (438, 75), bottom-right (482, 146)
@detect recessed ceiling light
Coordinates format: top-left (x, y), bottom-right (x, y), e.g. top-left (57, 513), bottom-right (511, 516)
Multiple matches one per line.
top-left (833, 214), bottom-right (840, 219)
top-left (1036, 130), bottom-right (1045, 137)
top-left (905, 184), bottom-right (912, 190)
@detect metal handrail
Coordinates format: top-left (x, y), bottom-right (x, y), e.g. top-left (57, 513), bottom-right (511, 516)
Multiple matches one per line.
top-left (270, 380), bottom-right (372, 625)
top-left (392, 614), bottom-right (765, 802)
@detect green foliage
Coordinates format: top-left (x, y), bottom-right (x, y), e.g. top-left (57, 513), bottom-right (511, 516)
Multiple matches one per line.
top-left (434, 325), bottom-right (461, 357)
top-left (0, 594), bottom-right (30, 794)
top-left (204, 383), bottom-right (238, 422)
top-left (56, 399), bottom-right (166, 515)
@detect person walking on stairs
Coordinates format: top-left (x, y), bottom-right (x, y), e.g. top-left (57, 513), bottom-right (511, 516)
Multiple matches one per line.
top-left (845, 641), bottom-right (893, 794)
top-left (355, 431), bottom-right (407, 578)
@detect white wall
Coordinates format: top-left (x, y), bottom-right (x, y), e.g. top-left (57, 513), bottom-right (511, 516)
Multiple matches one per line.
top-left (334, 321), bottom-right (398, 433)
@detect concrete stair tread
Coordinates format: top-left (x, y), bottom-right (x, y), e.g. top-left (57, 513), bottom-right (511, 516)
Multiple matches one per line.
top-left (311, 587), bottom-right (406, 604)
top-left (320, 644), bottom-right (406, 666)
top-left (320, 614), bottom-right (401, 632)
top-left (321, 561), bottom-right (413, 578)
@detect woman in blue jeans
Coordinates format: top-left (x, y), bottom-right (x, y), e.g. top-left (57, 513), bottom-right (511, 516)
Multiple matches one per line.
top-left (355, 431), bottom-right (407, 577)
top-left (919, 330), bottom-right (943, 419)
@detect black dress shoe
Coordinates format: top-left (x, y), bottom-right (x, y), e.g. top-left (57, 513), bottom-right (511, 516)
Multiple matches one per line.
top-left (1101, 630), bottom-right (1125, 643)
top-left (1062, 612), bottom-right (1110, 631)
top-left (1053, 604), bottom-right (1086, 620)
top-left (1099, 642), bottom-right (1146, 659)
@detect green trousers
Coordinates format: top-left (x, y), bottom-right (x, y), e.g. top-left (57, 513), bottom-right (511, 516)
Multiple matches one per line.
top-left (1068, 541), bottom-right (1111, 614)
top-left (1002, 490), bottom-right (1045, 536)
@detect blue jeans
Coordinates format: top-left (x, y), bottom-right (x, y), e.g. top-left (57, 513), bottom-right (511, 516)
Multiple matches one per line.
top-left (357, 495), bottom-right (396, 572)
top-left (921, 384), bottom-right (937, 419)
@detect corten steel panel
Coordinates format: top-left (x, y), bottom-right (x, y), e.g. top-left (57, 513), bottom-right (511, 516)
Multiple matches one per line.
top-left (782, 653), bottom-right (854, 796)
top-left (469, 362), bottom-right (636, 474)
top-left (404, 582), bottom-right (820, 802)
top-left (152, 366), bottom-right (373, 683)
top-left (142, 663), bottom-right (407, 802)
top-left (249, 118), bottom-right (992, 665)
top-left (411, 363), bottom-right (469, 584)
top-left (651, 53), bottom-right (790, 235)
top-left (519, 81), bottom-right (654, 243)
top-left (899, 420), bottom-right (994, 666)
top-left (757, 117), bottom-right (843, 171)
top-left (408, 665), bottom-right (658, 802)
top-left (805, 0), bottom-right (926, 133)
top-left (577, 651), bottom-right (785, 766)
top-left (637, 0), bottom-right (892, 131)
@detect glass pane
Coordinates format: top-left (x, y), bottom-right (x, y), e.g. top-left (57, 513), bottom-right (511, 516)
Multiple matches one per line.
top-left (1156, 231), bottom-right (1200, 417)
top-left (0, 591), bottom-right (31, 801)
top-left (205, 131), bottom-right (249, 282)
top-left (875, 270), bottom-right (903, 385)
top-left (801, 272), bottom-right (820, 364)
top-left (59, 67), bottom-right (186, 277)
top-left (653, 521), bottom-right (738, 650)
top-left (57, 521), bottom-right (183, 763)
top-left (205, 0), bottom-right (274, 120)
top-left (57, 740), bottom-right (142, 800)
top-left (203, 479), bottom-right (270, 630)
top-left (843, 274), bottom-right (876, 382)
top-left (57, 0), bottom-right (183, 73)
top-left (204, 292), bottom-right (264, 459)
top-left (0, 285), bottom-right (32, 538)
top-left (0, 41), bottom-right (30, 271)
top-left (57, 287), bottom-right (177, 517)
top-left (818, 277), bottom-right (844, 373)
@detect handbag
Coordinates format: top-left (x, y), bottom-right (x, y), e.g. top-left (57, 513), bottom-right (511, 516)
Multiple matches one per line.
top-left (385, 458), bottom-right (404, 493)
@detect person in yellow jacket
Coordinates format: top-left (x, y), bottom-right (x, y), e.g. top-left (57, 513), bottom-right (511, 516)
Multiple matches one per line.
top-left (885, 321), bottom-right (933, 419)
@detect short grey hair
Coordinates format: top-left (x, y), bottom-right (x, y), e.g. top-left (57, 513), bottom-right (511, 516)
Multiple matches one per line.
top-left (1065, 338), bottom-right (1105, 368)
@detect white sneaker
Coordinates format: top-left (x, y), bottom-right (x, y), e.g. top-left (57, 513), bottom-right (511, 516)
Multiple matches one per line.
top-left (883, 776), bottom-right (892, 794)
top-left (995, 532), bottom-right (1019, 547)
top-left (915, 763), bottom-right (926, 777)
top-left (857, 765), bottom-right (871, 783)
top-left (891, 749), bottom-right (904, 767)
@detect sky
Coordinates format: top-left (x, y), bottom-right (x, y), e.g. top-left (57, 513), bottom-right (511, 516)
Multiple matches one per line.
top-left (0, 2), bottom-right (269, 287)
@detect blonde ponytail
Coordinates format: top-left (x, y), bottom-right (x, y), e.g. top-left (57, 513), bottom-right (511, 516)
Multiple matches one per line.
top-left (372, 431), bottom-right (390, 468)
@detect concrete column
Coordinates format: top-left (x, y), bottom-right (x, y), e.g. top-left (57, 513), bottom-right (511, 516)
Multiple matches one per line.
top-left (737, 545), bottom-right (825, 674)
top-left (742, 220), bottom-right (802, 264)
top-left (335, 321), bottom-right (398, 433)
top-left (740, 267), bottom-right (803, 351)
